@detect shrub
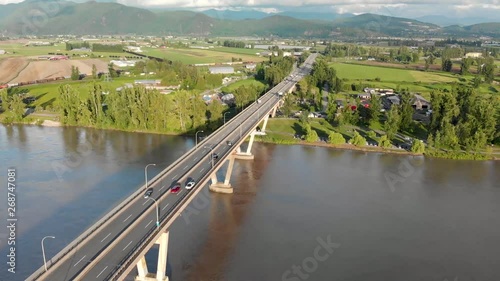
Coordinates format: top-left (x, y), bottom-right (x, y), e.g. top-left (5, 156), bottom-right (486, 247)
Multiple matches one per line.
top-left (351, 131), bottom-right (366, 147)
top-left (328, 131), bottom-right (346, 145)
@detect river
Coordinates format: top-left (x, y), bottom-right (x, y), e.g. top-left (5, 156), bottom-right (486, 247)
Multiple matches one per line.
top-left (0, 124), bottom-right (499, 281)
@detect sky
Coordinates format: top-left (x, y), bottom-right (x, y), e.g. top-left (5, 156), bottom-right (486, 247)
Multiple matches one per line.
top-left (0, 0), bottom-right (499, 20)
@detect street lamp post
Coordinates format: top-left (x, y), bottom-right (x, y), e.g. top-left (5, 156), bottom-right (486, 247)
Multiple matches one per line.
top-left (41, 236), bottom-right (55, 272)
top-left (204, 146), bottom-right (214, 168)
top-left (145, 163), bottom-right (156, 189)
top-left (146, 197), bottom-right (160, 228)
top-left (223, 112), bottom-right (230, 125)
top-left (195, 130), bottom-right (204, 148)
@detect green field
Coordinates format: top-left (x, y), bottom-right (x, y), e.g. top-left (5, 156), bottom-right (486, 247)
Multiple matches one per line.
top-left (16, 77), bottom-right (137, 109)
top-left (331, 62), bottom-right (456, 83)
top-left (142, 47), bottom-right (266, 64)
top-left (330, 62), bottom-right (500, 98)
top-left (0, 43), bottom-right (62, 57)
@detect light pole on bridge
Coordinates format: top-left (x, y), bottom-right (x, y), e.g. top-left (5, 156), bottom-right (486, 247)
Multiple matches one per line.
top-left (223, 112), bottom-right (230, 125)
top-left (146, 197), bottom-right (160, 228)
top-left (195, 130), bottom-right (204, 149)
top-left (144, 163), bottom-right (156, 190)
top-left (41, 236), bottom-right (55, 272)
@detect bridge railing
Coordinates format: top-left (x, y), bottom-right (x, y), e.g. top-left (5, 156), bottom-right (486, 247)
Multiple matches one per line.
top-left (27, 69), bottom-right (291, 281)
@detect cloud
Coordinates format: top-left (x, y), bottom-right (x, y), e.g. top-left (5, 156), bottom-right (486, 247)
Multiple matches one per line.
top-left (0, 0), bottom-right (498, 20)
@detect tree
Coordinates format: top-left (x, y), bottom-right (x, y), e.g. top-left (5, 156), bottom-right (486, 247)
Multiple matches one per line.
top-left (368, 94), bottom-right (381, 126)
top-left (378, 135), bottom-right (392, 148)
top-left (71, 66), bottom-right (80, 80)
top-left (303, 123), bottom-right (319, 142)
top-left (410, 140), bottom-right (425, 153)
top-left (441, 58), bottom-right (453, 72)
top-left (328, 131), bottom-right (345, 145)
top-left (472, 76), bottom-right (481, 88)
top-left (325, 95), bottom-right (338, 123)
top-left (385, 105), bottom-right (401, 140)
top-left (92, 64), bottom-right (97, 79)
top-left (9, 94), bottom-right (26, 121)
top-left (399, 91), bottom-right (414, 131)
top-left (350, 131), bottom-right (366, 147)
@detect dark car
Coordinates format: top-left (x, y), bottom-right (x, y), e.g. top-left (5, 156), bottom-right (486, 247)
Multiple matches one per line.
top-left (171, 183), bottom-right (181, 193)
top-left (144, 188), bottom-right (153, 198)
top-left (212, 153), bottom-right (219, 159)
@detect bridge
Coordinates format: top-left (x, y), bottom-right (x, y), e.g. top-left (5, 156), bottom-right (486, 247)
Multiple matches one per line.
top-left (27, 53), bottom-right (318, 281)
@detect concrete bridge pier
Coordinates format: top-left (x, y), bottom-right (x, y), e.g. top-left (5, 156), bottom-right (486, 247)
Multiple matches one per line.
top-left (135, 232), bottom-right (170, 281)
top-left (209, 155), bottom-right (236, 194)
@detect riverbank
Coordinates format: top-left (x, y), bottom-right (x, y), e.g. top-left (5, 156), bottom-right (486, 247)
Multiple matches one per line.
top-left (254, 135), bottom-right (499, 161)
top-left (254, 135), bottom-right (422, 156)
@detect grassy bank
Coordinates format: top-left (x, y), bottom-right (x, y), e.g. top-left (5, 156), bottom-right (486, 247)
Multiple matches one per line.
top-left (254, 118), bottom-right (498, 160)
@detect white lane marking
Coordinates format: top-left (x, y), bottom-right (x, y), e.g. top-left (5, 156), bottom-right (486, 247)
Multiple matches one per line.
top-left (194, 157), bottom-right (198, 161)
top-left (123, 214), bottom-right (132, 222)
top-left (200, 167), bottom-right (205, 173)
top-left (159, 185), bottom-right (166, 191)
top-left (96, 266), bottom-right (108, 278)
top-left (145, 220), bottom-right (153, 228)
top-left (74, 255), bottom-right (86, 267)
top-left (162, 203), bottom-right (170, 211)
top-left (142, 200), bottom-right (148, 206)
top-left (172, 174), bottom-right (178, 180)
top-left (184, 165), bottom-right (188, 170)
top-left (123, 241), bottom-right (133, 251)
top-left (100, 233), bottom-right (111, 243)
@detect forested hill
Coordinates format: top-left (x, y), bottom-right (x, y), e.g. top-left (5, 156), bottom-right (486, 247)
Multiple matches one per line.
top-left (0, 0), bottom-right (499, 38)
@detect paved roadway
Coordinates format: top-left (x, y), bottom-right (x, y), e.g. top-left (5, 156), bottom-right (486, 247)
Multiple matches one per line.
top-left (36, 53), bottom-right (317, 281)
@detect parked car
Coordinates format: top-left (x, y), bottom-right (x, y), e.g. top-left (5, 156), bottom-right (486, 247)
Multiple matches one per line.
top-left (185, 180), bottom-right (195, 190)
top-left (144, 188), bottom-right (153, 198)
top-left (171, 183), bottom-right (181, 193)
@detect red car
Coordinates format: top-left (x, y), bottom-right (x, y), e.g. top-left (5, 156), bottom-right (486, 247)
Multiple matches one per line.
top-left (171, 183), bottom-right (181, 193)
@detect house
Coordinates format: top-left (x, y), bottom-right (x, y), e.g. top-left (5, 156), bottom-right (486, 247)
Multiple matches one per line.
top-left (209, 66), bottom-right (234, 74)
top-left (465, 52), bottom-right (482, 58)
top-left (220, 93), bottom-right (234, 105)
top-left (358, 93), bottom-right (371, 99)
top-left (384, 95), bottom-right (400, 109)
top-left (245, 63), bottom-right (256, 70)
top-left (411, 94), bottom-right (431, 110)
top-left (134, 80), bottom-right (161, 87)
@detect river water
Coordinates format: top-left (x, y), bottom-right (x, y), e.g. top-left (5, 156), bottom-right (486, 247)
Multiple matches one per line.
top-left (0, 124), bottom-right (499, 281)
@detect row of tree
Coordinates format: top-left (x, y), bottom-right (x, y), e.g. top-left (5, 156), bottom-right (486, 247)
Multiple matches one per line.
top-left (222, 40), bottom-right (246, 48)
top-left (255, 55), bottom-right (295, 86)
top-left (57, 84), bottom-right (227, 133)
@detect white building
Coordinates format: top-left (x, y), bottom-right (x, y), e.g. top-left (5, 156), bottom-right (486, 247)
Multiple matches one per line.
top-left (209, 66), bottom-right (234, 74)
top-left (110, 60), bottom-right (137, 67)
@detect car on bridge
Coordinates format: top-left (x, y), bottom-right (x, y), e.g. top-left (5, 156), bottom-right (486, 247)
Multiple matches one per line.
top-left (171, 183), bottom-right (181, 193)
top-left (144, 188), bottom-right (153, 198)
top-left (226, 140), bottom-right (233, 146)
top-left (212, 153), bottom-right (219, 160)
top-left (185, 180), bottom-right (195, 190)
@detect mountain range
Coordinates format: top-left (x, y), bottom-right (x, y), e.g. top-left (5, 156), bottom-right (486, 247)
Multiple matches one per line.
top-left (0, 0), bottom-right (499, 38)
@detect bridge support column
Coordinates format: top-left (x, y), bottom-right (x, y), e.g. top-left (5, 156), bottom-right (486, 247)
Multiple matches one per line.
top-left (135, 232), bottom-right (169, 281)
top-left (209, 156), bottom-right (235, 194)
top-left (270, 106), bottom-right (278, 118)
top-left (235, 131), bottom-right (255, 160)
top-left (260, 115), bottom-right (270, 134)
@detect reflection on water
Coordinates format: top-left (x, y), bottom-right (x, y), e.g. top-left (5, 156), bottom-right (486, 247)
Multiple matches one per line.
top-left (1, 125), bottom-right (499, 281)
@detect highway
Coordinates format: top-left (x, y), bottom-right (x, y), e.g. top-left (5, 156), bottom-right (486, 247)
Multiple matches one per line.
top-left (32, 53), bottom-right (317, 281)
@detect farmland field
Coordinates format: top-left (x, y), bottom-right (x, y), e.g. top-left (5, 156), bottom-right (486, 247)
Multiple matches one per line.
top-left (221, 77), bottom-right (266, 92)
top-left (142, 47), bottom-right (266, 64)
top-left (330, 62), bottom-right (456, 83)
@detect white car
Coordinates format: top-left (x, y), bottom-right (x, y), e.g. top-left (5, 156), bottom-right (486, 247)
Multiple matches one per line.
top-left (185, 180), bottom-right (195, 190)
